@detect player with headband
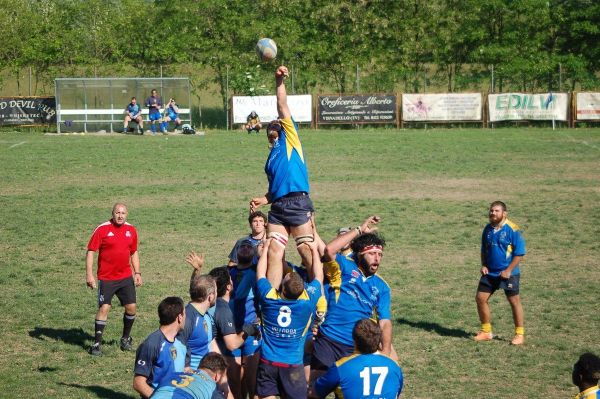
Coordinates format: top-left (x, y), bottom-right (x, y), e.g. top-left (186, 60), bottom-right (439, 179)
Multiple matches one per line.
top-left (309, 216), bottom-right (394, 384)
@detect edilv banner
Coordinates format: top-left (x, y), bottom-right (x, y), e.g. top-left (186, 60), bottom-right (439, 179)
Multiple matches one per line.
top-left (317, 94), bottom-right (397, 124)
top-left (488, 93), bottom-right (568, 122)
top-left (0, 97), bottom-right (56, 126)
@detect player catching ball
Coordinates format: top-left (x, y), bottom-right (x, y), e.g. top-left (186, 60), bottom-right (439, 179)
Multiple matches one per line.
top-left (250, 65), bottom-right (316, 282)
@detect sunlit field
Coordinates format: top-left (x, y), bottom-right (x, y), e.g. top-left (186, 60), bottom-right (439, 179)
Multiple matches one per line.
top-left (0, 127), bottom-right (598, 398)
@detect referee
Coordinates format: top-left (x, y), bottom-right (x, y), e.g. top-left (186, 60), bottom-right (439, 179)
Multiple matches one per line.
top-left (86, 203), bottom-right (142, 356)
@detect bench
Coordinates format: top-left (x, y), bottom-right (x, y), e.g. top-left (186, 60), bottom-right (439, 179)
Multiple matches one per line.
top-left (57, 108), bottom-right (192, 133)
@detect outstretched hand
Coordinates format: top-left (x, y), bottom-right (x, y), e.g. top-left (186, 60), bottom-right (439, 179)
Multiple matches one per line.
top-left (360, 215), bottom-right (381, 234)
top-left (250, 196), bottom-right (268, 212)
top-left (185, 251), bottom-right (205, 270)
top-left (275, 65), bottom-right (289, 79)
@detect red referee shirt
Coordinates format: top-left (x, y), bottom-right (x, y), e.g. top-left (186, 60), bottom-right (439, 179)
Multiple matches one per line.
top-left (87, 220), bottom-right (138, 281)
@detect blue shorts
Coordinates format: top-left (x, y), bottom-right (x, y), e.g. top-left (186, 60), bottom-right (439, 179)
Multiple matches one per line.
top-left (477, 274), bottom-right (520, 296)
top-left (167, 113), bottom-right (177, 121)
top-left (256, 358), bottom-right (306, 399)
top-left (268, 192), bottom-right (314, 227)
top-left (149, 112), bottom-right (161, 121)
top-left (220, 335), bottom-right (260, 357)
top-left (310, 332), bottom-right (354, 371)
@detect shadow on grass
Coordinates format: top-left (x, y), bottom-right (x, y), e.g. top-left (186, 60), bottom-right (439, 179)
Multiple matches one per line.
top-left (59, 383), bottom-right (136, 399)
top-left (396, 317), bottom-right (471, 338)
top-left (29, 327), bottom-right (116, 348)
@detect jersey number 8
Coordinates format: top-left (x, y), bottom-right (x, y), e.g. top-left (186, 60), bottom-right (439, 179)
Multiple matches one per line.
top-left (277, 306), bottom-right (292, 327)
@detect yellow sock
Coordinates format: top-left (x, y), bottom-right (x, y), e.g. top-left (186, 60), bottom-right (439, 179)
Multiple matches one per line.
top-left (481, 323), bottom-right (492, 333)
top-left (515, 326), bottom-right (524, 336)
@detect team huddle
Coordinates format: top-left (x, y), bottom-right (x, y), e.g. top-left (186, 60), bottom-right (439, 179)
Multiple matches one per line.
top-left (86, 66), bottom-right (541, 399)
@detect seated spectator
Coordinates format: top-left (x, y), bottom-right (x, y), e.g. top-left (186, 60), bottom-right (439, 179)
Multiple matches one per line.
top-left (162, 98), bottom-right (182, 133)
top-left (123, 97), bottom-right (143, 134)
top-left (244, 111), bottom-right (262, 134)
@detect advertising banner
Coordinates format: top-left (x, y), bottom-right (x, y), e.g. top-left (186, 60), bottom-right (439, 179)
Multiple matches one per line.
top-left (402, 93), bottom-right (482, 121)
top-left (317, 94), bottom-right (397, 124)
top-left (488, 93), bottom-right (568, 122)
top-left (0, 97), bottom-right (56, 125)
top-left (575, 92), bottom-right (600, 120)
top-left (232, 95), bottom-right (312, 124)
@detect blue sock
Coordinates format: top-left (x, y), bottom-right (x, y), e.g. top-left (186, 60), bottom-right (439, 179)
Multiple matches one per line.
top-left (151, 123), bottom-right (156, 133)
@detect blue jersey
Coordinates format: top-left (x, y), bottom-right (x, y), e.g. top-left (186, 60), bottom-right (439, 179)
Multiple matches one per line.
top-left (150, 370), bottom-right (224, 399)
top-left (481, 219), bottom-right (526, 277)
top-left (134, 329), bottom-right (187, 388)
top-left (229, 265), bottom-right (259, 328)
top-left (228, 235), bottom-right (263, 264)
top-left (315, 352), bottom-right (403, 399)
top-left (257, 277), bottom-right (321, 364)
top-left (265, 117), bottom-right (310, 201)
top-left (167, 104), bottom-right (178, 119)
top-left (146, 95), bottom-right (163, 115)
top-left (319, 253), bottom-right (391, 346)
top-left (126, 103), bottom-right (141, 116)
top-left (178, 303), bottom-right (215, 370)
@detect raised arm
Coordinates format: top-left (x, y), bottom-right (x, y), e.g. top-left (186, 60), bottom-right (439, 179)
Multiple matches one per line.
top-left (324, 216), bottom-right (381, 261)
top-left (305, 241), bottom-right (323, 285)
top-left (256, 239), bottom-right (271, 281)
top-left (275, 66), bottom-right (291, 119)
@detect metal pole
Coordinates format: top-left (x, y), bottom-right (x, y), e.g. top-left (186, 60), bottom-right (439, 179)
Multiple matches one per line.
top-left (29, 67), bottom-right (32, 96)
top-left (559, 63), bottom-right (562, 90)
top-left (291, 65), bottom-right (295, 95)
top-left (491, 65), bottom-right (495, 93)
top-left (226, 66), bottom-right (229, 131)
top-left (356, 64), bottom-right (360, 93)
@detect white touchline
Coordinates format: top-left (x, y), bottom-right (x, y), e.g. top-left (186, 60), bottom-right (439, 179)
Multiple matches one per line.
top-left (9, 141), bottom-right (27, 149)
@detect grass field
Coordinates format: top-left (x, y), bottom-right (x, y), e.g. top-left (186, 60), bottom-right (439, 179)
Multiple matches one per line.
top-left (0, 127), bottom-right (599, 399)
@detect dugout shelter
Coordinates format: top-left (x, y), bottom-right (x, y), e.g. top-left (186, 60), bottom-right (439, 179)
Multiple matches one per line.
top-left (55, 77), bottom-right (191, 133)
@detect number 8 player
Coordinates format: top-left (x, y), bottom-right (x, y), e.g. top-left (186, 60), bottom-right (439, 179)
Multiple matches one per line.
top-left (255, 238), bottom-right (323, 399)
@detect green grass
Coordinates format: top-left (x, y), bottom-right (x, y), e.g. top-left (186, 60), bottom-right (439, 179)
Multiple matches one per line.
top-left (0, 128), bottom-right (599, 398)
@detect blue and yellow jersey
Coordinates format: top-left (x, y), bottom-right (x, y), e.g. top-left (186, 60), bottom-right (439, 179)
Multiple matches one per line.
top-left (229, 265), bottom-right (259, 328)
top-left (178, 303), bottom-right (215, 370)
top-left (481, 218), bottom-right (526, 276)
top-left (319, 253), bottom-right (391, 346)
top-left (574, 386), bottom-right (600, 399)
top-left (150, 369), bottom-right (224, 399)
top-left (134, 329), bottom-right (186, 388)
top-left (265, 117), bottom-right (310, 201)
top-left (257, 277), bottom-right (321, 364)
top-left (315, 352), bottom-right (403, 399)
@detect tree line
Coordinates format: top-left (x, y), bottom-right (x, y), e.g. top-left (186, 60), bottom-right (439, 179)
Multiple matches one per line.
top-left (1, 0), bottom-right (598, 111)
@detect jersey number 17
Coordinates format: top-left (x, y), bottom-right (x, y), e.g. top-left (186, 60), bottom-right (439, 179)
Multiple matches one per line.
top-left (359, 366), bottom-right (389, 396)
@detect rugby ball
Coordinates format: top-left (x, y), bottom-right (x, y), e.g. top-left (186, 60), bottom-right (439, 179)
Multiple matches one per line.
top-left (256, 38), bottom-right (277, 62)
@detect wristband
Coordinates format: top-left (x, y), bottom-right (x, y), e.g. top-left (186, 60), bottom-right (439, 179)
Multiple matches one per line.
top-left (135, 272), bottom-right (142, 275)
top-left (355, 226), bottom-right (362, 235)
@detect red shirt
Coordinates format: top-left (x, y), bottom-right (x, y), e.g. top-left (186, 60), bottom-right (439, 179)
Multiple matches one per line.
top-left (87, 220), bottom-right (138, 281)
